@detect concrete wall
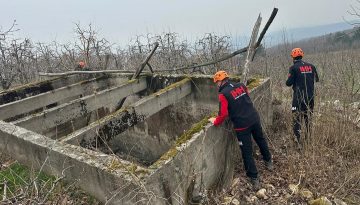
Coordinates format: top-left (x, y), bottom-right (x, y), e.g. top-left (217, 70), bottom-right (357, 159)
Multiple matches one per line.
top-left (13, 78), bottom-right (147, 137)
top-left (61, 78), bottom-right (192, 148)
top-left (0, 74), bottom-right (273, 205)
top-left (93, 76), bottom-right (273, 204)
top-left (248, 78), bottom-right (273, 129)
top-left (138, 76), bottom-right (273, 205)
top-left (145, 123), bottom-right (237, 204)
top-left (0, 120), bottom-right (149, 204)
top-left (0, 75), bottom-right (85, 105)
top-left (103, 75), bottom-right (217, 167)
top-left (108, 103), bottom-right (204, 166)
top-left (0, 75), bottom-right (131, 121)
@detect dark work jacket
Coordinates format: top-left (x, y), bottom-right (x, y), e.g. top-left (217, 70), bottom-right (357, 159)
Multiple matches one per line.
top-left (214, 81), bottom-right (260, 131)
top-left (286, 60), bottom-right (319, 108)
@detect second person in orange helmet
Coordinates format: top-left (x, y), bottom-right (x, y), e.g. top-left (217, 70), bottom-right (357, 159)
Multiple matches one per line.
top-left (286, 48), bottom-right (319, 145)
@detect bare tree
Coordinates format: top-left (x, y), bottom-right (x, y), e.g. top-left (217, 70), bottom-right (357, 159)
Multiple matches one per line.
top-left (0, 22), bottom-right (36, 89)
top-left (0, 20), bottom-right (18, 40)
top-left (153, 32), bottom-right (190, 69)
top-left (0, 21), bottom-right (18, 89)
top-left (35, 42), bottom-right (61, 73)
top-left (0, 40), bottom-right (16, 90)
top-left (192, 33), bottom-right (232, 73)
top-left (348, 0), bottom-right (360, 26)
top-left (74, 23), bottom-right (111, 70)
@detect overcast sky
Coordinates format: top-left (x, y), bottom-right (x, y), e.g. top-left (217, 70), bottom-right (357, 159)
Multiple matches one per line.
top-left (0, 0), bottom-right (358, 46)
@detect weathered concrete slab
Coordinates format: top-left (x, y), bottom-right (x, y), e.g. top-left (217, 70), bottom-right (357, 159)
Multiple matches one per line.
top-left (247, 78), bottom-right (273, 129)
top-left (0, 120), bottom-right (151, 204)
top-left (145, 122), bottom-right (237, 204)
top-left (100, 76), bottom-right (273, 204)
top-left (0, 75), bottom-right (86, 105)
top-left (0, 74), bottom-right (273, 205)
top-left (13, 78), bottom-right (147, 136)
top-left (0, 76), bottom-right (131, 121)
top-left (141, 77), bottom-right (272, 204)
top-left (61, 78), bottom-right (192, 146)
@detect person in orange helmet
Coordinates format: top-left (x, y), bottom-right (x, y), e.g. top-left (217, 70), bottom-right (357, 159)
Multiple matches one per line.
top-left (77, 61), bottom-right (86, 70)
top-left (286, 48), bottom-right (319, 146)
top-left (209, 70), bottom-right (272, 190)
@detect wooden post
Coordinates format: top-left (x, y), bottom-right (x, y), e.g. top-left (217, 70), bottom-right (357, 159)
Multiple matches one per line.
top-left (115, 42), bottom-right (159, 110)
top-left (252, 8), bottom-right (279, 61)
top-left (132, 42), bottom-right (159, 79)
top-left (242, 14), bottom-right (262, 84)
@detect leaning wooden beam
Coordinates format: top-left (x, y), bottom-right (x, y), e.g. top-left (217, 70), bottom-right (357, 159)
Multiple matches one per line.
top-left (156, 47), bottom-right (248, 72)
top-left (13, 78), bottom-right (147, 136)
top-left (60, 78), bottom-right (192, 145)
top-left (38, 70), bottom-right (136, 77)
top-left (0, 76), bottom-right (124, 121)
top-left (115, 42), bottom-right (160, 111)
top-left (251, 8), bottom-right (279, 61)
top-left (156, 8), bottom-right (278, 73)
top-left (132, 42), bottom-right (159, 78)
top-left (242, 14), bottom-right (262, 83)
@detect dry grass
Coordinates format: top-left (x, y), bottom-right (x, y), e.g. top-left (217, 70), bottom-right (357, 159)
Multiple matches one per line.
top-left (272, 98), bottom-right (360, 204)
top-left (245, 48), bottom-right (360, 204)
top-left (0, 153), bottom-right (100, 205)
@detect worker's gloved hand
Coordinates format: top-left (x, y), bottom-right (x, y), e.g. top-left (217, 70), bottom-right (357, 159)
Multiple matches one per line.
top-left (208, 117), bottom-right (216, 124)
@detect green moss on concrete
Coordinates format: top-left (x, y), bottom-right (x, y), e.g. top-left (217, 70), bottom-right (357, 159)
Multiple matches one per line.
top-left (247, 78), bottom-right (262, 90)
top-left (127, 78), bottom-right (139, 84)
top-left (150, 148), bottom-right (178, 169)
top-left (106, 158), bottom-right (150, 178)
top-left (175, 116), bottom-right (210, 146)
top-left (92, 106), bottom-right (129, 126)
top-left (228, 75), bottom-right (242, 82)
top-left (150, 115), bottom-right (212, 169)
top-left (107, 159), bottom-right (124, 170)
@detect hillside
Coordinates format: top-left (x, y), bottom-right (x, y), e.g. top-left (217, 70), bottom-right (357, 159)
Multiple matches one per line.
top-left (266, 21), bottom-right (356, 46)
top-left (232, 29), bottom-right (360, 204)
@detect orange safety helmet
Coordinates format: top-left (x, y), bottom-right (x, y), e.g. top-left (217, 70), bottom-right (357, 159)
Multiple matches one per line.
top-left (78, 61), bottom-right (86, 68)
top-left (291, 48), bottom-right (304, 58)
top-left (213, 70), bottom-right (229, 83)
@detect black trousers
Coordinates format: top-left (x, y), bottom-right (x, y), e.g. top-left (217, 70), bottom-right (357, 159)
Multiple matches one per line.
top-left (292, 100), bottom-right (314, 141)
top-left (236, 121), bottom-right (272, 178)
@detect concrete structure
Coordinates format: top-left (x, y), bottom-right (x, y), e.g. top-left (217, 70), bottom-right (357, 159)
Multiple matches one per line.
top-left (0, 73), bottom-right (272, 204)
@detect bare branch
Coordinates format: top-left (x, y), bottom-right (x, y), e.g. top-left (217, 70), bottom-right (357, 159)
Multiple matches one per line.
top-left (345, 0), bottom-right (360, 26)
top-left (0, 20), bottom-right (19, 40)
